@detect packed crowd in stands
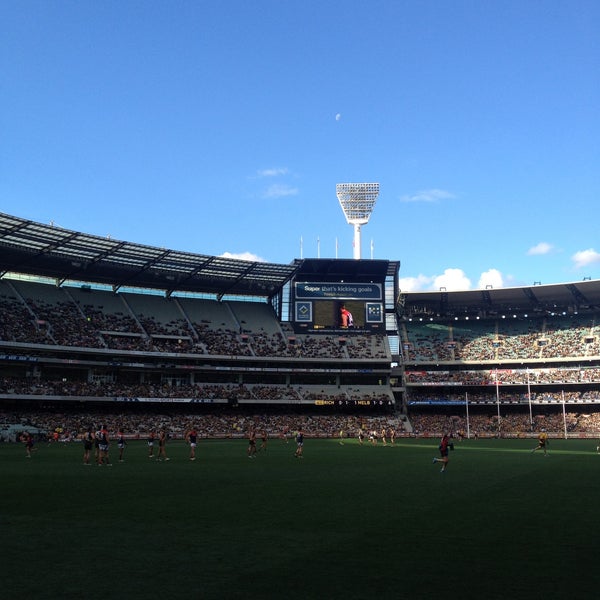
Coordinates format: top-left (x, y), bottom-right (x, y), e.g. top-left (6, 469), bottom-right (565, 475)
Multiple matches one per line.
top-left (409, 410), bottom-right (600, 435)
top-left (3, 280), bottom-right (600, 444)
top-left (408, 389), bottom-right (600, 404)
top-left (3, 407), bottom-right (600, 443)
top-left (402, 315), bottom-right (600, 362)
top-left (0, 292), bottom-right (389, 359)
top-left (3, 280), bottom-right (599, 362)
top-left (0, 377), bottom-right (394, 405)
top-left (405, 367), bottom-right (600, 385)
top-left (0, 408), bottom-right (403, 442)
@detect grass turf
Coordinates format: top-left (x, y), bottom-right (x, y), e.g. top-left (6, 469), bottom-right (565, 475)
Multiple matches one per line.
top-left (3, 437), bottom-right (600, 599)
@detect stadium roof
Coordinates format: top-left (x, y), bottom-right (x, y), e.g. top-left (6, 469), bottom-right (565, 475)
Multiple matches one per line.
top-left (2, 211), bottom-right (600, 313)
top-left (0, 212), bottom-right (299, 298)
top-left (293, 258), bottom-right (399, 281)
top-left (401, 280), bottom-right (600, 318)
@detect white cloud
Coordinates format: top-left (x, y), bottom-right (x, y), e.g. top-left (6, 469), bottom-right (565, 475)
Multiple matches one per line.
top-left (400, 188), bottom-right (456, 203)
top-left (220, 251), bottom-right (266, 262)
top-left (400, 268), bottom-right (512, 292)
top-left (335, 113), bottom-right (341, 121)
top-left (527, 242), bottom-right (553, 256)
top-left (257, 168), bottom-right (289, 178)
top-left (572, 248), bottom-right (600, 269)
top-left (398, 274), bottom-right (433, 292)
top-left (477, 268), bottom-right (504, 289)
top-left (433, 268), bottom-right (472, 291)
top-left (262, 183), bottom-right (299, 199)
top-left (400, 269), bottom-right (472, 292)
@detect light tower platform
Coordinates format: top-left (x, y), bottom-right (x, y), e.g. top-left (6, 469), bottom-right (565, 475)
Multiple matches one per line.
top-left (336, 182), bottom-right (379, 259)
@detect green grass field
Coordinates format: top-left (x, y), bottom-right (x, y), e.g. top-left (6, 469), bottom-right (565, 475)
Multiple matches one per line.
top-left (3, 436), bottom-right (600, 599)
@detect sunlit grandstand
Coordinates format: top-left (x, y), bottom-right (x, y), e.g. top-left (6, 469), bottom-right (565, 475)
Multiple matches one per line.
top-left (2, 211), bottom-right (600, 441)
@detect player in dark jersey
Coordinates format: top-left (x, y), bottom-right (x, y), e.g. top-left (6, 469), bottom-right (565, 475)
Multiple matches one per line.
top-left (147, 431), bottom-right (155, 458)
top-left (82, 427), bottom-right (94, 465)
top-left (21, 431), bottom-right (35, 458)
top-left (432, 433), bottom-right (452, 472)
top-left (294, 430), bottom-right (304, 458)
top-left (117, 428), bottom-right (127, 462)
top-left (98, 425), bottom-right (111, 466)
top-left (258, 430), bottom-right (268, 453)
top-left (94, 428), bottom-right (101, 464)
top-left (247, 429), bottom-right (257, 458)
top-left (185, 427), bottom-right (198, 461)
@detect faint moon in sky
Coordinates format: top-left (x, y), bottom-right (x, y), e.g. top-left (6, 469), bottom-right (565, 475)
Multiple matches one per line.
top-left (335, 113), bottom-right (341, 121)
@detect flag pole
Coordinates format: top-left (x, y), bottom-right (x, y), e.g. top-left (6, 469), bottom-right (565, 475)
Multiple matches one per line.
top-left (527, 367), bottom-right (533, 430)
top-left (495, 368), bottom-right (501, 437)
top-left (465, 391), bottom-right (470, 439)
top-left (562, 390), bottom-right (567, 439)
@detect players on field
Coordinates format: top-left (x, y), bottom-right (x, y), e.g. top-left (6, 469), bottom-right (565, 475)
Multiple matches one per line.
top-left (294, 429), bottom-right (304, 458)
top-left (21, 431), bottom-right (35, 458)
top-left (82, 427), bottom-right (94, 465)
top-left (157, 430), bottom-right (170, 461)
top-left (97, 424), bottom-right (111, 466)
top-left (147, 431), bottom-right (155, 458)
top-left (94, 427), bottom-right (102, 464)
top-left (531, 431), bottom-right (549, 456)
top-left (432, 433), bottom-right (453, 472)
top-left (258, 430), bottom-right (268, 453)
top-left (247, 429), bottom-right (257, 458)
top-left (117, 428), bottom-right (127, 462)
top-left (185, 426), bottom-right (198, 460)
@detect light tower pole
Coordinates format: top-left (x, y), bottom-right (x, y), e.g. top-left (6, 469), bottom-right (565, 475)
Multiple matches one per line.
top-left (336, 182), bottom-right (379, 259)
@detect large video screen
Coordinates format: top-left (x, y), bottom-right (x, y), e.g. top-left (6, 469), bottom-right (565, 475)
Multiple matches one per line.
top-left (292, 281), bottom-right (384, 333)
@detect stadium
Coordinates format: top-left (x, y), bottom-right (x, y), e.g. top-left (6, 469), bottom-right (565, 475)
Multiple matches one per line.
top-left (4, 2), bottom-right (600, 596)
top-left (2, 209), bottom-right (600, 442)
top-left (3, 208), bottom-right (600, 599)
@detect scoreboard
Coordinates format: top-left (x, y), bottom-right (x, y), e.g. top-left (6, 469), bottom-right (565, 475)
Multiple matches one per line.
top-left (290, 259), bottom-right (388, 334)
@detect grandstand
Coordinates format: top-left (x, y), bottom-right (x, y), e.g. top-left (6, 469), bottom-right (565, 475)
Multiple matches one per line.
top-left (2, 211), bottom-right (600, 440)
top-left (399, 283), bottom-right (600, 437)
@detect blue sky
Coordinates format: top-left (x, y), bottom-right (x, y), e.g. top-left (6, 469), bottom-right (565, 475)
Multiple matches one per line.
top-left (2, 1), bottom-right (599, 291)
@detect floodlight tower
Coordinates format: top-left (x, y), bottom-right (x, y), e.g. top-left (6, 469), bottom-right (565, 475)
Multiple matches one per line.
top-left (336, 182), bottom-right (379, 259)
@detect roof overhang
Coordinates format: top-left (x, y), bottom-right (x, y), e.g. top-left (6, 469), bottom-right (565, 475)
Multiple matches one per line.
top-left (0, 212), bottom-right (299, 298)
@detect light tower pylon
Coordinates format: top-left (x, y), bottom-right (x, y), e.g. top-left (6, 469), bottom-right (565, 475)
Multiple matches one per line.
top-left (336, 182), bottom-right (379, 259)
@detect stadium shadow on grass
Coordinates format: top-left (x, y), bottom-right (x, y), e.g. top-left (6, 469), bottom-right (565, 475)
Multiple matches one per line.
top-left (3, 438), bottom-right (600, 599)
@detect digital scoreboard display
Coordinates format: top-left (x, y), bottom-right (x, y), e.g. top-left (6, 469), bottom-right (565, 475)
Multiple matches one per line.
top-left (292, 280), bottom-right (384, 333)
